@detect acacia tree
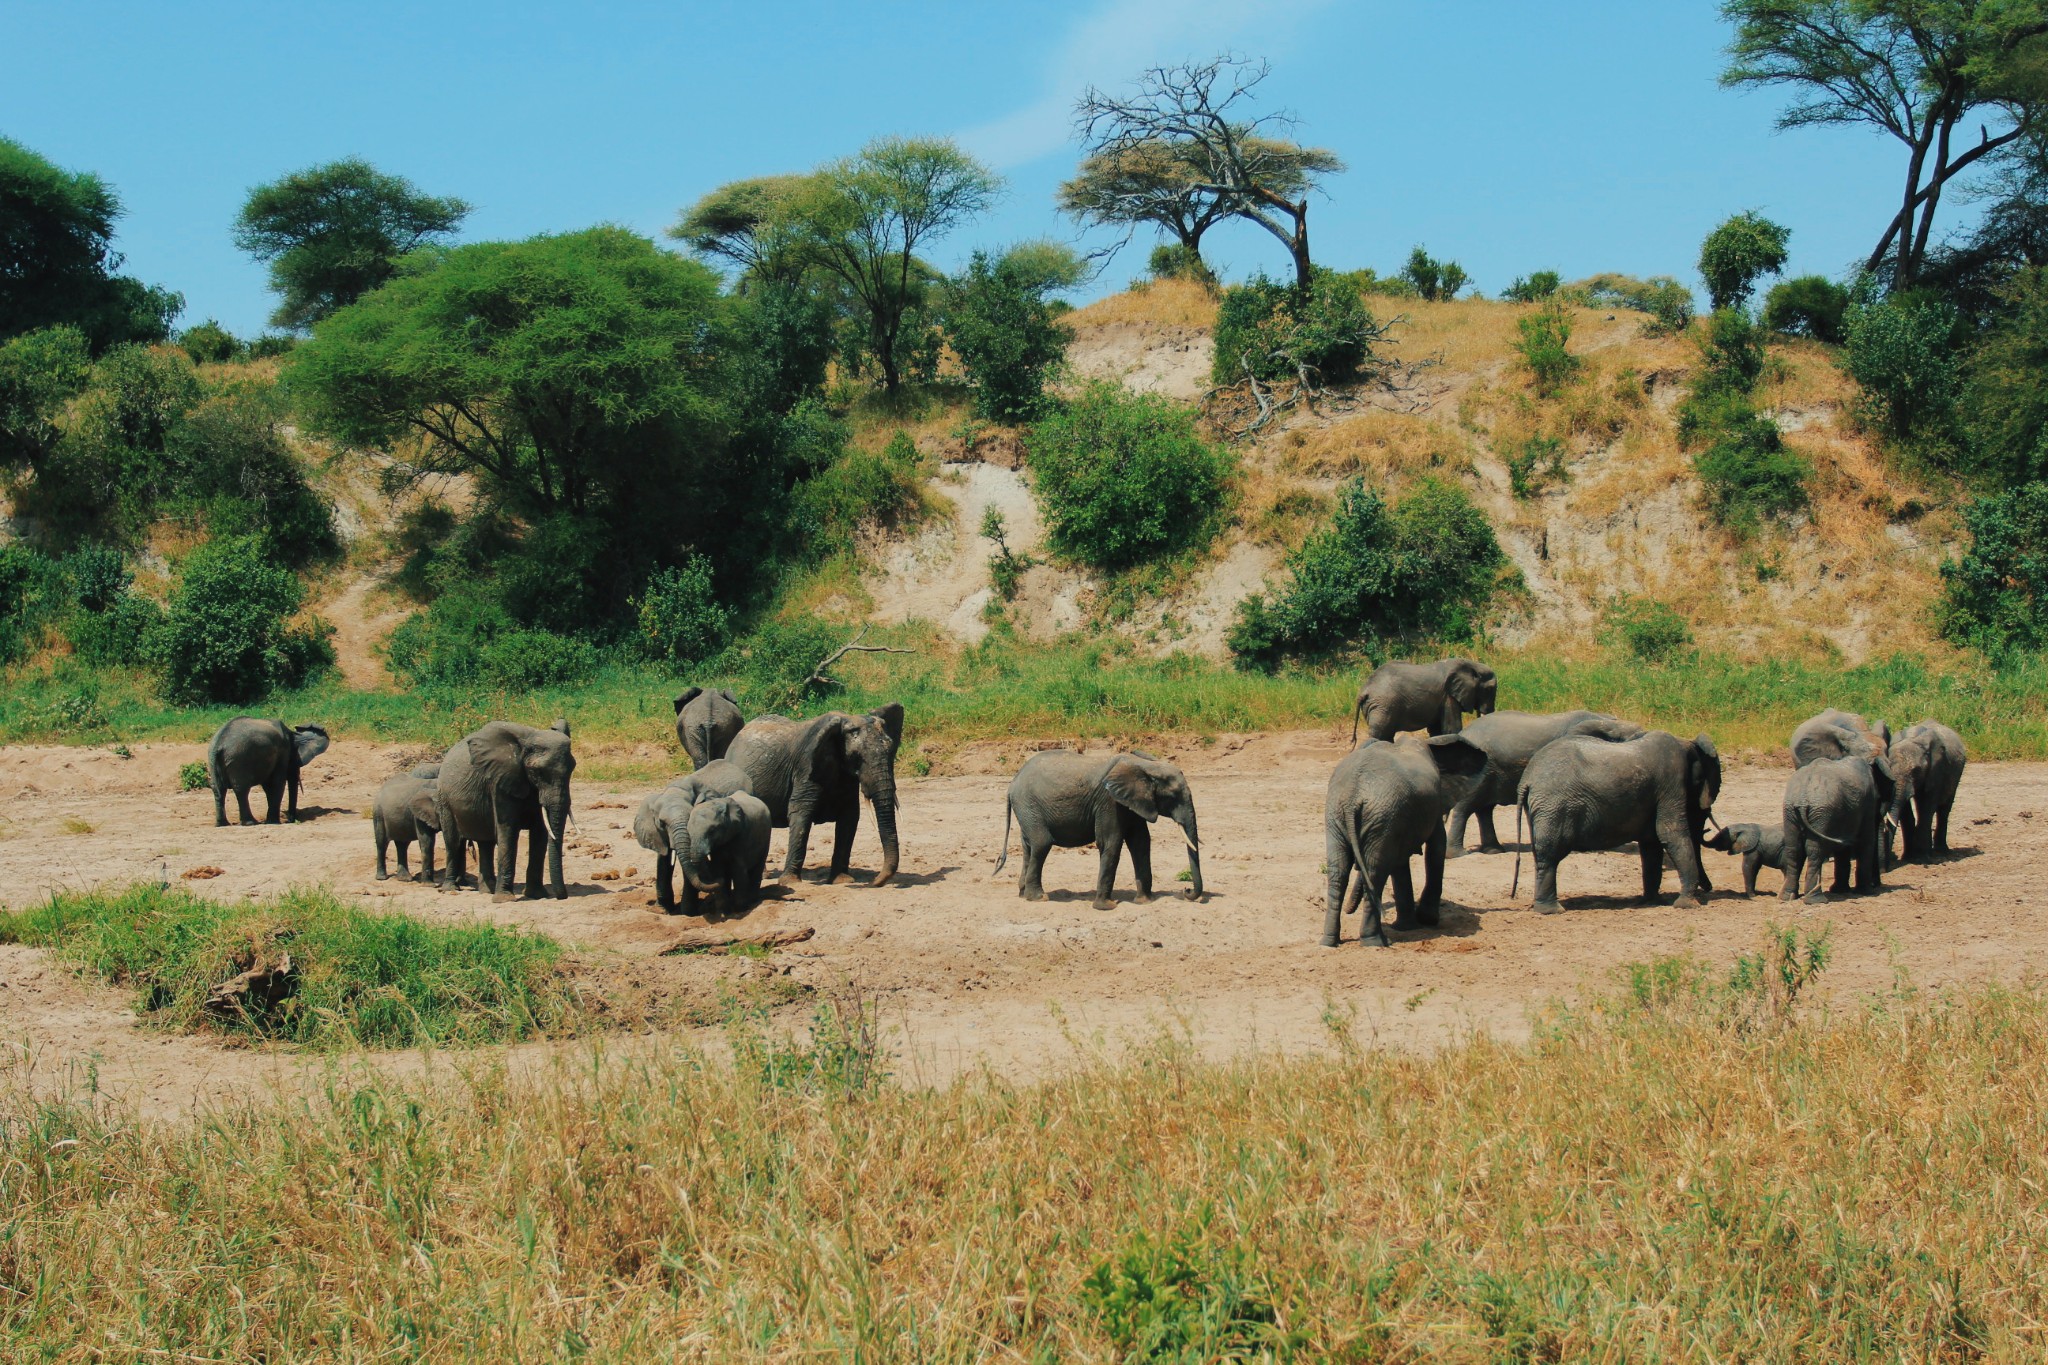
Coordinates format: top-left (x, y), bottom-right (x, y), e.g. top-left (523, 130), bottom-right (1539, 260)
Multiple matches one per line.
top-left (1722, 0), bottom-right (2048, 286)
top-left (235, 158), bottom-right (469, 330)
top-left (668, 174), bottom-right (819, 286)
top-left (1074, 57), bottom-right (1345, 292)
top-left (1056, 135), bottom-right (1338, 271)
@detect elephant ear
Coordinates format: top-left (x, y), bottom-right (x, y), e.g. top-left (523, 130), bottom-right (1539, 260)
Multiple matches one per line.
top-left (292, 725), bottom-right (330, 764)
top-left (550, 717), bottom-right (571, 737)
top-left (1103, 757), bottom-right (1160, 822)
top-left (872, 701), bottom-right (905, 744)
top-left (1572, 715), bottom-right (1641, 744)
top-left (633, 796), bottom-right (665, 853)
top-left (1689, 734), bottom-right (1722, 809)
top-left (1733, 827), bottom-right (1760, 853)
top-left (1871, 754), bottom-right (1897, 804)
top-left (1425, 734), bottom-right (1488, 778)
top-left (1444, 663), bottom-right (1478, 710)
top-left (718, 689), bottom-right (740, 706)
top-left (467, 726), bottom-right (534, 799)
top-left (673, 687), bottom-right (705, 716)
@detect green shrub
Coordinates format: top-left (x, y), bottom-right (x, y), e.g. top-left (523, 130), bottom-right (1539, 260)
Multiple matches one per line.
top-left (1504, 270), bottom-right (1562, 303)
top-left (1601, 595), bottom-right (1694, 661)
top-left (1579, 273), bottom-right (1695, 333)
top-left (151, 535), bottom-right (332, 704)
top-left (1695, 415), bottom-right (1811, 534)
top-left (177, 319), bottom-right (241, 364)
top-left (68, 592), bottom-right (163, 667)
top-left (1027, 382), bottom-right (1234, 572)
top-left (634, 555), bottom-right (731, 666)
top-left (1698, 211), bottom-right (1790, 312)
top-left (720, 617), bottom-right (847, 706)
top-left (797, 431), bottom-right (931, 558)
top-left (1845, 292), bottom-right (1961, 442)
top-left (943, 244), bottom-right (1080, 421)
top-left (1506, 435), bottom-right (1569, 498)
top-left (1965, 268), bottom-right (2048, 487)
top-left (1228, 476), bottom-right (1508, 669)
top-left (178, 761), bottom-right (208, 792)
top-left (1515, 300), bottom-right (1578, 396)
top-left (245, 333), bottom-right (297, 360)
top-left (1402, 245), bottom-right (1469, 301)
top-left (385, 592), bottom-right (600, 691)
top-left (1147, 242), bottom-right (1215, 285)
top-left (0, 542), bottom-right (66, 663)
top-left (1081, 1225), bottom-right (1291, 1363)
top-left (62, 541), bottom-right (127, 610)
top-left (1210, 270), bottom-right (1383, 387)
top-left (1337, 266), bottom-right (1421, 300)
top-left (476, 630), bottom-right (601, 690)
top-left (1939, 482), bottom-right (2048, 658)
top-left (0, 324), bottom-right (91, 469)
top-left (1762, 275), bottom-right (1850, 343)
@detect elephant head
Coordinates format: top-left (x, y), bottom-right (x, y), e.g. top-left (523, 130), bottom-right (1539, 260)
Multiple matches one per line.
top-left (1422, 732), bottom-right (1490, 802)
top-left (292, 725), bottom-right (330, 768)
top-left (1442, 660), bottom-right (1498, 732)
top-left (468, 718), bottom-right (576, 897)
top-left (681, 796), bottom-right (752, 894)
top-left (1684, 733), bottom-right (1722, 844)
top-left (1103, 753), bottom-right (1204, 900)
top-left (835, 702), bottom-right (904, 886)
top-left (1705, 824), bottom-right (1762, 856)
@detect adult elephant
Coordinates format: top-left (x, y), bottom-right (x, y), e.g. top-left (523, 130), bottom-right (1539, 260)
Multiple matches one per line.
top-left (726, 704), bottom-right (904, 886)
top-left (1323, 734), bottom-right (1488, 946)
top-left (1446, 710), bottom-right (1644, 855)
top-left (1783, 752), bottom-right (1894, 903)
top-left (435, 719), bottom-right (576, 902)
top-left (207, 717), bottom-right (330, 826)
top-left (673, 687), bottom-right (744, 769)
top-left (1517, 730), bottom-right (1722, 915)
top-left (1351, 658), bottom-right (1497, 743)
top-left (995, 750), bottom-right (1203, 909)
top-left (632, 759), bottom-right (754, 912)
top-left (1887, 719), bottom-right (1966, 863)
top-left (1790, 709), bottom-right (1890, 768)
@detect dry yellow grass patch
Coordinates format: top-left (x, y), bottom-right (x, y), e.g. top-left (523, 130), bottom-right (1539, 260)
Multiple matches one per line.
top-left (1271, 407), bottom-right (1474, 485)
top-left (1069, 277), bottom-right (1219, 332)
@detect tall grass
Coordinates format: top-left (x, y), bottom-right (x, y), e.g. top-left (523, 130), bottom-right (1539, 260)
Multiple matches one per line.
top-left (0, 884), bottom-right (582, 1048)
top-left (4, 641), bottom-right (2046, 759)
top-left (5, 961), bottom-right (2047, 1358)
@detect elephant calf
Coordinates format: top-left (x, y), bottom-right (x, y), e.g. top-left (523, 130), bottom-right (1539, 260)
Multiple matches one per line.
top-left (1351, 657), bottom-right (1497, 743)
top-left (633, 760), bottom-right (758, 913)
top-left (1704, 822), bottom-right (1787, 896)
top-left (1782, 752), bottom-right (1894, 904)
top-left (1888, 719), bottom-right (1965, 863)
top-left (1790, 709), bottom-right (1890, 768)
top-left (372, 766), bottom-right (443, 882)
top-left (1517, 730), bottom-right (1722, 915)
top-left (995, 750), bottom-right (1203, 909)
top-left (208, 717), bottom-right (330, 826)
top-left (1324, 734), bottom-right (1488, 947)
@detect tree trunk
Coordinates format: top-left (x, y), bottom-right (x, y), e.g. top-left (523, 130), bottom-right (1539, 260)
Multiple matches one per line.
top-left (1288, 201), bottom-right (1313, 294)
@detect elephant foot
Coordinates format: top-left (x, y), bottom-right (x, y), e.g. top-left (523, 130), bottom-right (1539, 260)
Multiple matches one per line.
top-left (1445, 845), bottom-right (1468, 860)
top-left (374, 870), bottom-right (389, 882)
top-left (492, 892), bottom-right (515, 904)
top-left (1319, 933), bottom-right (1340, 948)
top-left (1673, 894), bottom-right (1702, 910)
top-left (776, 871), bottom-right (803, 889)
top-left (1132, 891), bottom-right (1153, 905)
top-left (1020, 887), bottom-right (1044, 902)
top-left (1409, 907), bottom-right (1442, 929)
top-left (1532, 900), bottom-right (1562, 916)
top-left (1476, 843), bottom-right (1505, 856)
top-left (1091, 896), bottom-right (1116, 911)
top-left (552, 888), bottom-right (568, 901)
top-left (828, 871), bottom-right (856, 886)
top-left (1803, 891), bottom-right (1829, 906)
top-left (871, 870), bottom-right (896, 888)
top-left (1181, 889), bottom-right (1204, 903)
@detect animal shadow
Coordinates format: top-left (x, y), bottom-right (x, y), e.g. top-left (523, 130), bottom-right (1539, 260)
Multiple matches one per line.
top-left (1384, 901), bottom-right (1484, 942)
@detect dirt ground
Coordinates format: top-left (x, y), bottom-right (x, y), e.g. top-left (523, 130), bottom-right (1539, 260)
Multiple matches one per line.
top-left (1, 732), bottom-right (2041, 1117)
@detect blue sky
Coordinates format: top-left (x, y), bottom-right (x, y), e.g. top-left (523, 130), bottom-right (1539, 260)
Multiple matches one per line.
top-left (2, 0), bottom-right (1911, 337)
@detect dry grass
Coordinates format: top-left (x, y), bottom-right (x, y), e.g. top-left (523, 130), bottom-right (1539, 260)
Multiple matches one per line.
top-left (6, 961), bottom-right (2047, 1360)
top-left (1270, 407), bottom-right (1475, 486)
top-left (1068, 277), bottom-right (1219, 332)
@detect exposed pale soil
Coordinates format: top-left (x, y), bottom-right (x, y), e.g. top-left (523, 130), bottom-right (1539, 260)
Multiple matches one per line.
top-left (2, 735), bottom-right (2041, 1117)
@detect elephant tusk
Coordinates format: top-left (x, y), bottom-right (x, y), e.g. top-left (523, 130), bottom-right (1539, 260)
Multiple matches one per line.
top-left (1179, 827), bottom-right (1200, 851)
top-left (541, 810), bottom-right (559, 845)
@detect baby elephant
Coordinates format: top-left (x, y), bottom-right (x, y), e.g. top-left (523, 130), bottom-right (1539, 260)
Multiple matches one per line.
top-left (207, 717), bottom-right (330, 826)
top-left (634, 761), bottom-right (769, 914)
top-left (372, 765), bottom-right (443, 882)
top-left (1704, 822), bottom-right (1786, 896)
top-left (995, 750), bottom-right (1204, 909)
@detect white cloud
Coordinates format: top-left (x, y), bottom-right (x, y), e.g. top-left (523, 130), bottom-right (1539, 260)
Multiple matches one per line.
top-left (956, 0), bottom-right (1336, 169)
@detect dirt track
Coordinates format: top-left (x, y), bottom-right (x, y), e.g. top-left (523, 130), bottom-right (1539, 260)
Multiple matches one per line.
top-left (1, 732), bottom-right (2042, 1117)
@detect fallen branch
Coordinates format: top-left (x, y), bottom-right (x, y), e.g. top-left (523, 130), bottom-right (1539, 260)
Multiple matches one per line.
top-left (661, 925), bottom-right (816, 956)
top-left (805, 625), bottom-right (917, 694)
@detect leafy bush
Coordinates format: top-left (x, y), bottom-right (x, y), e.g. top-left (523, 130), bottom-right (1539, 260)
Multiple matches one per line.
top-left (1228, 476), bottom-right (1508, 669)
top-left (385, 593), bottom-right (599, 691)
top-left (1081, 1226), bottom-right (1290, 1363)
top-left (68, 592), bottom-right (163, 667)
top-left (1939, 482), bottom-right (2048, 658)
top-left (63, 541), bottom-right (127, 610)
top-left (1961, 268), bottom-right (2048, 487)
top-left (0, 325), bottom-right (90, 469)
top-left (796, 431), bottom-right (931, 558)
top-left (245, 333), bottom-right (297, 360)
top-left (1762, 275), bottom-right (1850, 343)
top-left (1210, 271), bottom-right (1384, 387)
top-left (151, 535), bottom-right (332, 704)
top-left (1504, 270), bottom-right (1562, 303)
top-left (1845, 292), bottom-right (1961, 442)
top-left (1515, 300), bottom-right (1578, 396)
top-left (1027, 382), bottom-right (1235, 572)
top-left (1601, 595), bottom-right (1694, 661)
top-left (635, 555), bottom-right (731, 666)
top-left (476, 630), bottom-right (602, 690)
top-left (0, 542), bottom-right (66, 663)
top-left (178, 762), bottom-right (208, 792)
top-left (1506, 435), bottom-right (1569, 498)
top-left (719, 617), bottom-right (847, 705)
top-left (1402, 245), bottom-right (1469, 301)
top-left (943, 244), bottom-right (1081, 421)
top-left (1695, 414), bottom-right (1812, 534)
top-left (1698, 211), bottom-right (1790, 312)
top-left (1147, 242), bottom-right (1215, 285)
top-left (1337, 266), bottom-right (1421, 300)
top-left (177, 319), bottom-right (241, 364)
top-left (1579, 273), bottom-right (1695, 333)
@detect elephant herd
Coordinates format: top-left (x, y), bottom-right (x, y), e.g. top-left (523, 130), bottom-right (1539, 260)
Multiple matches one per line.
top-left (199, 654), bottom-right (1968, 944)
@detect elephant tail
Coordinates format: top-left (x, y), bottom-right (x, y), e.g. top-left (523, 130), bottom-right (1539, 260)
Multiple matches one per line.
top-left (207, 740), bottom-right (228, 795)
top-left (1511, 795), bottom-right (1526, 900)
top-left (993, 797), bottom-right (1015, 875)
top-left (1350, 694), bottom-right (1366, 745)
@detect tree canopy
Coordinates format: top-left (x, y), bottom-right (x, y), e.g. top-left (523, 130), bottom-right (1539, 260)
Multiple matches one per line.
top-left (668, 174), bottom-right (818, 286)
top-left (1056, 134), bottom-right (1338, 268)
top-left (1699, 211), bottom-right (1792, 311)
top-left (234, 158), bottom-right (469, 330)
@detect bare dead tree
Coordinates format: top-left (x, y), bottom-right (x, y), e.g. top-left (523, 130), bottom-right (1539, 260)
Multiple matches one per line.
top-left (803, 625), bottom-right (917, 697)
top-left (1075, 56), bottom-right (1344, 292)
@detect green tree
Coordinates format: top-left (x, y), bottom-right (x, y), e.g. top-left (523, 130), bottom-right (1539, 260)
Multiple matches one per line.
top-left (795, 138), bottom-right (1001, 393)
top-left (668, 174), bottom-right (820, 286)
top-left (1699, 211), bottom-right (1791, 311)
top-left (178, 318), bottom-right (241, 364)
top-left (1939, 481), bottom-right (2048, 655)
top-left (943, 242), bottom-right (1084, 421)
top-left (234, 158), bottom-right (470, 330)
top-left (0, 137), bottom-right (182, 351)
top-left (1762, 274), bottom-right (1851, 341)
top-left (1402, 246), bottom-right (1470, 301)
top-left (0, 325), bottom-right (90, 471)
top-left (151, 535), bottom-right (332, 704)
top-left (1963, 266), bottom-right (2048, 483)
top-left (1721, 0), bottom-right (2048, 286)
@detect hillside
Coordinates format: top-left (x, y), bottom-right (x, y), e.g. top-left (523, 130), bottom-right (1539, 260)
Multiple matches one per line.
top-left (845, 279), bottom-right (1957, 666)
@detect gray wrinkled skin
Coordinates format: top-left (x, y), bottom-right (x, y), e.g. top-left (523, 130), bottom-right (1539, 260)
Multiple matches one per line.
top-left (995, 750), bottom-right (1204, 910)
top-left (1323, 735), bottom-right (1489, 947)
top-left (1782, 752), bottom-right (1895, 903)
top-left (1350, 658), bottom-right (1497, 743)
top-left (372, 769), bottom-right (443, 882)
top-left (633, 759), bottom-right (755, 912)
top-left (1887, 719), bottom-right (1966, 864)
top-left (727, 704), bottom-right (904, 887)
top-left (435, 719), bottom-right (575, 902)
top-left (673, 687), bottom-right (744, 769)
top-left (207, 717), bottom-right (330, 826)
top-left (1790, 709), bottom-right (1891, 768)
top-left (1704, 822), bottom-right (1787, 896)
top-left (1517, 731), bottom-right (1722, 915)
top-left (1446, 710), bottom-right (1643, 855)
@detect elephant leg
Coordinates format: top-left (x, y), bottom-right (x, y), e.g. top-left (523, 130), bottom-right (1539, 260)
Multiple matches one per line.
top-left (780, 805), bottom-right (816, 886)
top-left (1475, 806), bottom-right (1503, 855)
top-left (655, 857), bottom-right (676, 912)
top-left (475, 838), bottom-right (499, 896)
top-left (523, 822), bottom-right (547, 900)
top-left (1127, 821), bottom-right (1154, 904)
top-left (394, 837), bottom-right (411, 881)
top-left (1415, 825), bottom-right (1446, 927)
top-left (1531, 843), bottom-right (1563, 915)
top-left (1445, 800), bottom-right (1473, 857)
top-left (1019, 839), bottom-right (1050, 901)
top-left (1828, 848), bottom-right (1850, 895)
top-left (1638, 837), bottom-right (1665, 901)
top-left (418, 830), bottom-right (437, 884)
top-left (1743, 853), bottom-right (1761, 897)
top-left (262, 774), bottom-right (285, 825)
top-left (442, 830), bottom-right (466, 891)
top-left (1093, 831), bottom-right (1124, 911)
top-left (374, 813), bottom-right (391, 880)
top-left (681, 878), bottom-right (700, 917)
top-left (737, 859), bottom-right (763, 913)
top-left (1322, 827), bottom-right (1353, 947)
top-left (235, 785), bottom-right (257, 826)
top-left (213, 781), bottom-right (228, 827)
top-left (1935, 801), bottom-right (1952, 855)
top-left (828, 792), bottom-right (859, 885)
top-left (1389, 859), bottom-right (1417, 930)
top-left (287, 773), bottom-right (301, 824)
top-left (1780, 837), bottom-right (1803, 903)
top-left (1362, 871), bottom-right (1391, 947)
top-left (1804, 839), bottom-right (1831, 905)
top-left (492, 826), bottom-right (522, 902)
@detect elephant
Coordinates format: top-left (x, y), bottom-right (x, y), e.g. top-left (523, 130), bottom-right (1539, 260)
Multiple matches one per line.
top-left (1703, 823), bottom-right (1786, 896)
top-left (1446, 710), bottom-right (1644, 855)
top-left (674, 686), bottom-right (744, 769)
top-left (1782, 752), bottom-right (1895, 903)
top-left (1323, 734), bottom-right (1489, 947)
top-left (632, 759), bottom-right (755, 912)
top-left (1517, 730), bottom-right (1722, 915)
top-left (994, 750), bottom-right (1204, 909)
top-left (435, 719), bottom-right (576, 902)
top-left (726, 704), bottom-right (904, 887)
top-left (1887, 719), bottom-right (1965, 863)
top-left (1790, 709), bottom-right (1891, 768)
top-left (207, 717), bottom-right (330, 826)
top-left (1351, 658), bottom-right (1497, 743)
top-left (372, 766), bottom-right (443, 882)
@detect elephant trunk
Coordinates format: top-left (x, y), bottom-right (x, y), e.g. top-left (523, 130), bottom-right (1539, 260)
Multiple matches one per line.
top-left (868, 774), bottom-right (901, 886)
top-left (542, 796), bottom-right (570, 899)
top-left (1178, 810), bottom-right (1204, 900)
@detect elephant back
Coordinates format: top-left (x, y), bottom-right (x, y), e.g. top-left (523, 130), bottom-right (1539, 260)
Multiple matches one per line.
top-left (724, 716), bottom-right (803, 823)
top-left (209, 716), bottom-right (291, 784)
